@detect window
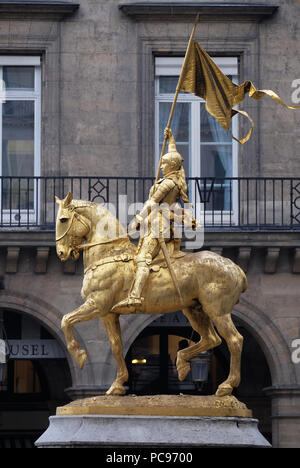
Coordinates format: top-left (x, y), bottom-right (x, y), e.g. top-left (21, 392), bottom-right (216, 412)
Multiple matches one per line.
top-left (0, 56), bottom-right (41, 224)
top-left (155, 57), bottom-right (239, 223)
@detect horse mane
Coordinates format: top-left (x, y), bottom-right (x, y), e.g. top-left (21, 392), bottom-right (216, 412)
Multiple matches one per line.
top-left (71, 199), bottom-right (97, 209)
top-left (71, 198), bottom-right (136, 252)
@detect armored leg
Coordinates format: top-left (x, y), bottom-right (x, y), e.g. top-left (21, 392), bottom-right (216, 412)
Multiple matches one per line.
top-left (112, 236), bottom-right (159, 312)
top-left (129, 260), bottom-right (150, 303)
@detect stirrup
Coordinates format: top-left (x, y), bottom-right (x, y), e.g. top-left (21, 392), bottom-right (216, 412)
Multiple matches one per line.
top-left (112, 296), bottom-right (144, 313)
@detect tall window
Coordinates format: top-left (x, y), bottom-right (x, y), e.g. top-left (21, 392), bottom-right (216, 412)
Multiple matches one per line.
top-left (0, 57), bottom-right (41, 224)
top-left (155, 57), bottom-right (238, 221)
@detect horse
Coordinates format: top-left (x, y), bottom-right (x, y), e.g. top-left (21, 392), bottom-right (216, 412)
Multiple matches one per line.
top-left (55, 192), bottom-right (247, 397)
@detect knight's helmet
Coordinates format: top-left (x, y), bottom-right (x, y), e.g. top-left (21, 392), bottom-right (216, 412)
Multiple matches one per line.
top-left (164, 132), bottom-right (184, 169)
top-left (164, 130), bottom-right (190, 204)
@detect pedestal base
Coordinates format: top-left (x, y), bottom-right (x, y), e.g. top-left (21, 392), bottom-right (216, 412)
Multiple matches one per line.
top-left (35, 414), bottom-right (270, 448)
top-left (35, 395), bottom-right (271, 448)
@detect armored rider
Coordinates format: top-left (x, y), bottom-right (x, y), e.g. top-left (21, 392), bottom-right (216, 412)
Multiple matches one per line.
top-left (113, 127), bottom-right (195, 312)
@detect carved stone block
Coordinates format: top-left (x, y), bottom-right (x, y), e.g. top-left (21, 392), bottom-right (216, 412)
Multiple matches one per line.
top-left (237, 247), bottom-right (251, 273)
top-left (293, 248), bottom-right (300, 274)
top-left (264, 247), bottom-right (280, 274)
top-left (6, 247), bottom-right (20, 274)
top-left (35, 247), bottom-right (50, 274)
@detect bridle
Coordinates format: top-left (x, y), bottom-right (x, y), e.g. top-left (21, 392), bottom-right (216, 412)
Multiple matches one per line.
top-left (56, 204), bottom-right (129, 258)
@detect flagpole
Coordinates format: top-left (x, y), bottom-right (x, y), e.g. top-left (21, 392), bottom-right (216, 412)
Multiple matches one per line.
top-left (154, 13), bottom-right (199, 184)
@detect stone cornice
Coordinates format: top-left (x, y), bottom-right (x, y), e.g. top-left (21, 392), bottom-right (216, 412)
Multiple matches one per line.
top-left (119, 2), bottom-right (278, 22)
top-left (201, 230), bottom-right (300, 249)
top-left (0, 1), bottom-right (79, 18)
top-left (0, 230), bottom-right (299, 248)
top-left (264, 385), bottom-right (300, 397)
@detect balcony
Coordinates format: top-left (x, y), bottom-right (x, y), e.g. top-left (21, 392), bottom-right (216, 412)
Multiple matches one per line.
top-left (0, 176), bottom-right (299, 232)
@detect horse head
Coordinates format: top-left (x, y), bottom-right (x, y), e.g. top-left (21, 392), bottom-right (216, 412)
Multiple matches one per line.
top-left (55, 192), bottom-right (91, 261)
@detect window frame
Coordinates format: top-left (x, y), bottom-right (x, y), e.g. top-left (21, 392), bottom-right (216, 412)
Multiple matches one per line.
top-left (0, 56), bottom-right (41, 225)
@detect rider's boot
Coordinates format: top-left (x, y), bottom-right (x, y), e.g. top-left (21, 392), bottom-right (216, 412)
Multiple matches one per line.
top-left (112, 262), bottom-right (149, 312)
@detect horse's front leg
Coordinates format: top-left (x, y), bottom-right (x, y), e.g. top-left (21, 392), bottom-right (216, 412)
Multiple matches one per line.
top-left (101, 313), bottom-right (128, 396)
top-left (61, 297), bottom-right (98, 369)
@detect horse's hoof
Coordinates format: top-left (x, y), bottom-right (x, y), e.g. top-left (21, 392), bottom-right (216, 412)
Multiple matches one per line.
top-left (215, 384), bottom-right (233, 397)
top-left (77, 350), bottom-right (87, 369)
top-left (106, 383), bottom-right (126, 396)
top-left (177, 362), bottom-right (191, 382)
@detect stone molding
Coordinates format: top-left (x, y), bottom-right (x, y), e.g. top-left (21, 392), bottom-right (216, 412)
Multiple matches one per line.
top-left (0, 1), bottom-right (79, 18)
top-left (0, 231), bottom-right (300, 274)
top-left (264, 386), bottom-right (300, 421)
top-left (4, 229), bottom-right (300, 248)
top-left (119, 2), bottom-right (278, 22)
top-left (264, 385), bottom-right (300, 398)
top-left (0, 289), bottom-right (67, 347)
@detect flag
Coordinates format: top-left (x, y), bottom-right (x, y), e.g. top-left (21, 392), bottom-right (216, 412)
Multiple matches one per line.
top-left (178, 40), bottom-right (299, 144)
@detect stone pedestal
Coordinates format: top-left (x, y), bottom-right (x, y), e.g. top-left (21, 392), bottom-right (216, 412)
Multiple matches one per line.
top-left (35, 395), bottom-right (271, 448)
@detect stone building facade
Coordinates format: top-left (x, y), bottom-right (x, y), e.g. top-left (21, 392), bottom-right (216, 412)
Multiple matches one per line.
top-left (0, 0), bottom-right (299, 448)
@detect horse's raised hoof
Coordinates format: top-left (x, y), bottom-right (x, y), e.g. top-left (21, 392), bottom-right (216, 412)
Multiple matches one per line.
top-left (76, 350), bottom-right (87, 369)
top-left (106, 383), bottom-right (126, 396)
top-left (215, 384), bottom-right (233, 397)
top-left (177, 361), bottom-right (191, 382)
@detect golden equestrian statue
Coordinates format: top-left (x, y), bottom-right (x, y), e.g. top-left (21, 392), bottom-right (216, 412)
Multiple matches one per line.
top-left (55, 140), bottom-right (247, 397)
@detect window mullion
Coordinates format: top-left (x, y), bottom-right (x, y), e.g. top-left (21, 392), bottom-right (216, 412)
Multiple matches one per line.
top-left (191, 100), bottom-right (200, 178)
top-left (34, 66), bottom-right (41, 178)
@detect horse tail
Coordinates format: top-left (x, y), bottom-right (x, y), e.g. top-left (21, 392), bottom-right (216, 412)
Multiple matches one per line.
top-left (233, 265), bottom-right (247, 306)
top-left (239, 267), bottom-right (248, 293)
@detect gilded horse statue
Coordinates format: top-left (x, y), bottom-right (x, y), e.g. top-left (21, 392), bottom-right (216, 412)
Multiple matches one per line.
top-left (55, 192), bottom-right (247, 398)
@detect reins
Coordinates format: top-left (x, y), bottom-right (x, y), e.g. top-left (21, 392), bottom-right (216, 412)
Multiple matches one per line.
top-left (77, 235), bottom-right (129, 251)
top-left (56, 204), bottom-right (130, 253)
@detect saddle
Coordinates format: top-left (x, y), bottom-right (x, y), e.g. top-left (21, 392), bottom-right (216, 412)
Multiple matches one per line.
top-left (84, 239), bottom-right (186, 275)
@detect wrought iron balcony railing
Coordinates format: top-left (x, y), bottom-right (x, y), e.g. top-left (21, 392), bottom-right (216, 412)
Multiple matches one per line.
top-left (0, 176), bottom-right (299, 231)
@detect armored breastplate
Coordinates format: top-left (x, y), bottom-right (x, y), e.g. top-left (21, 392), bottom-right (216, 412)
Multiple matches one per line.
top-left (160, 184), bottom-right (180, 205)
